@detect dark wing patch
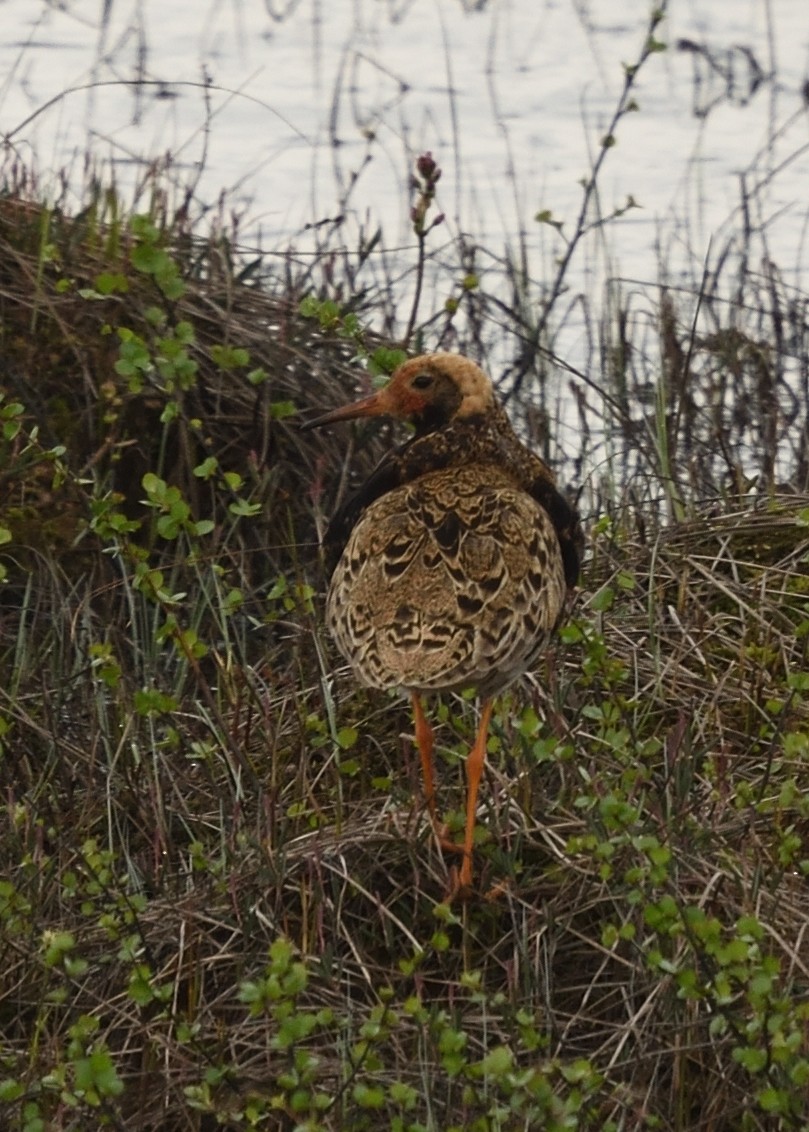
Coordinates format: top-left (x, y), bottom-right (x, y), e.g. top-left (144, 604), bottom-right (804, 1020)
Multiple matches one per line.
top-left (323, 454), bottom-right (403, 578)
top-left (529, 477), bottom-right (583, 588)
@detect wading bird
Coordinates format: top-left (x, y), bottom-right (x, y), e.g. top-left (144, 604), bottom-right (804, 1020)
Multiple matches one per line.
top-left (302, 353), bottom-right (581, 894)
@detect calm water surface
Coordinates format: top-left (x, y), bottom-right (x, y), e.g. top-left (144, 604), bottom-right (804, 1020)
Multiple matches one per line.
top-left (1, 0), bottom-right (808, 452)
top-left (2, 1), bottom-right (806, 255)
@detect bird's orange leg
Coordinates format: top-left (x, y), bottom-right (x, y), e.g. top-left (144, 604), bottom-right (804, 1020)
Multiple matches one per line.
top-left (412, 693), bottom-right (465, 854)
top-left (411, 692), bottom-right (438, 823)
top-left (457, 698), bottom-right (495, 892)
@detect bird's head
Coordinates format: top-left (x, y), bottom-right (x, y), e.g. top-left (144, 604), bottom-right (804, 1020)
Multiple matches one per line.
top-left (301, 354), bottom-right (494, 435)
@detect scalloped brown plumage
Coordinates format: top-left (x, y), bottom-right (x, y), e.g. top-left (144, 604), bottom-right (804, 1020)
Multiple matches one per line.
top-left (302, 353), bottom-right (581, 895)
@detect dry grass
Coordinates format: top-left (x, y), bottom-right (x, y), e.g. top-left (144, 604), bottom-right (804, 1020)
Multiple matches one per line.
top-left (2, 179), bottom-right (809, 1132)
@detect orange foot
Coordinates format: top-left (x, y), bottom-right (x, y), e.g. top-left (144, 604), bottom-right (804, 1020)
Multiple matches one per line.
top-left (445, 864), bottom-right (512, 904)
top-left (443, 855), bottom-right (476, 902)
top-left (431, 821), bottom-right (479, 899)
top-left (434, 821), bottom-right (465, 857)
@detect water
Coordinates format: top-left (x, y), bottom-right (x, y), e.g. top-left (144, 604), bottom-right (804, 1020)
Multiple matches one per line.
top-left (2, 0), bottom-right (808, 484)
top-left (2, 1), bottom-right (806, 257)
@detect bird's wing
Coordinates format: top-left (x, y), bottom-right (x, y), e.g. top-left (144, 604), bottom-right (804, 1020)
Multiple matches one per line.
top-left (529, 475), bottom-right (583, 589)
top-left (321, 450), bottom-right (404, 579)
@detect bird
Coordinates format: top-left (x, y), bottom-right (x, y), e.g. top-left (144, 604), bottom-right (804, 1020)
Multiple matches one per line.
top-left (302, 353), bottom-right (581, 894)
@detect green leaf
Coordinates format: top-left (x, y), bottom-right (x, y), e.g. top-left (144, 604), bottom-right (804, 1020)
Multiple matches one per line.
top-left (757, 1085), bottom-right (788, 1113)
top-left (0, 1079), bottom-right (24, 1102)
top-left (352, 1083), bottom-right (385, 1109)
top-left (141, 472), bottom-right (163, 498)
top-left (229, 499), bottom-right (261, 517)
top-left (131, 244), bottom-right (163, 274)
top-left (479, 1046), bottom-right (513, 1076)
top-left (74, 1051), bottom-right (123, 1097)
top-left (298, 295), bottom-right (320, 319)
top-left (210, 344), bottom-right (250, 371)
top-left (733, 1046), bottom-right (767, 1072)
top-left (590, 586), bottom-right (615, 612)
top-left (193, 456), bottom-right (218, 479)
top-left (42, 930), bottom-right (76, 966)
top-left (336, 726), bottom-right (358, 750)
top-left (736, 915), bottom-right (763, 940)
top-left (94, 272), bottom-right (129, 295)
top-left (156, 515), bottom-right (180, 539)
top-left (269, 400), bottom-right (297, 420)
top-left (369, 347), bottom-right (407, 376)
top-left (159, 271), bottom-right (185, 301)
top-left (133, 689), bottom-right (178, 716)
top-left (389, 1081), bottom-right (418, 1109)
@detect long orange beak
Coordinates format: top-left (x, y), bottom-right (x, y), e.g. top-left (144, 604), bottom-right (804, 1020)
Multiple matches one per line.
top-left (299, 389), bottom-right (389, 432)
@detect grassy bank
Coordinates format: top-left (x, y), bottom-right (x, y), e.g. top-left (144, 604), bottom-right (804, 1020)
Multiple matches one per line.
top-left (2, 133), bottom-right (809, 1132)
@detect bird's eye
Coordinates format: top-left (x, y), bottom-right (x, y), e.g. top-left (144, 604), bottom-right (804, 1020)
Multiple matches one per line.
top-left (412, 373), bottom-right (433, 390)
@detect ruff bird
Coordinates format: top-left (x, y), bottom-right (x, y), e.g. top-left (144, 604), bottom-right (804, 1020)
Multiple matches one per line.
top-left (302, 353), bottom-right (581, 893)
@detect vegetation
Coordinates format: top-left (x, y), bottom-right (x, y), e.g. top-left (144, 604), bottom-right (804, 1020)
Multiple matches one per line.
top-left (2, 6), bottom-right (809, 1130)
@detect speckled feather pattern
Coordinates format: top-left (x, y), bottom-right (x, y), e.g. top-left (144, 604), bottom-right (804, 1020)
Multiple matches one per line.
top-left (321, 356), bottom-right (580, 699)
top-left (326, 463), bottom-right (566, 697)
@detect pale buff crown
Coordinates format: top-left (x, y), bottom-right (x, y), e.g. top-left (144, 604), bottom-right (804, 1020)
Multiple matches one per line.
top-left (393, 353), bottom-right (495, 418)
